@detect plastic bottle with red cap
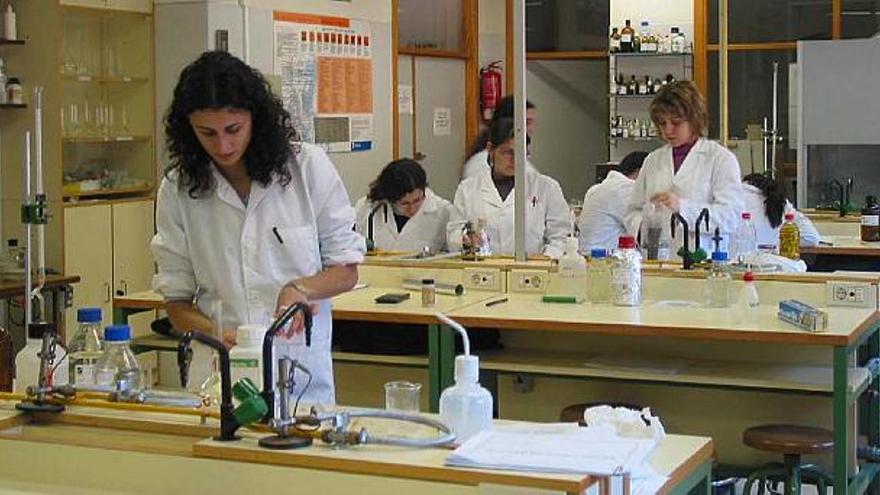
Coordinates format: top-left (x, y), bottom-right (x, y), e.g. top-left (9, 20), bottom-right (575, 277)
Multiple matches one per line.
top-left (732, 212), bottom-right (757, 263)
top-left (737, 271), bottom-right (761, 324)
top-left (611, 235), bottom-right (642, 306)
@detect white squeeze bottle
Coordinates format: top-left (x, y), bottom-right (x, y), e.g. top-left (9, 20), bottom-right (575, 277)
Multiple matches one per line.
top-left (737, 271), bottom-right (761, 324)
top-left (230, 324), bottom-right (264, 388)
top-left (551, 237), bottom-right (587, 302)
top-left (437, 314), bottom-right (493, 444)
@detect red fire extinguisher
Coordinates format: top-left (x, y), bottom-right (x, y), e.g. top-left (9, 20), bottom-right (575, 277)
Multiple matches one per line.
top-left (480, 61), bottom-right (503, 121)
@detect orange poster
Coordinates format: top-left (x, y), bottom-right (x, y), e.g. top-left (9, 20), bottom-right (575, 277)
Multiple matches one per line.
top-left (317, 57), bottom-right (373, 115)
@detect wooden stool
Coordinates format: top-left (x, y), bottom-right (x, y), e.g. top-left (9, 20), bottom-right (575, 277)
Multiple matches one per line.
top-left (743, 424), bottom-right (834, 495)
top-left (559, 402), bottom-right (648, 426)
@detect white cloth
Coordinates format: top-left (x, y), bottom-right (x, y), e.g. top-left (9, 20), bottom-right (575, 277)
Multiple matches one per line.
top-left (461, 149), bottom-right (537, 181)
top-left (742, 184), bottom-right (821, 248)
top-left (578, 171), bottom-right (634, 252)
top-left (353, 188), bottom-right (452, 252)
top-left (447, 167), bottom-right (570, 257)
top-left (151, 143), bottom-right (365, 405)
top-left (625, 138), bottom-right (744, 252)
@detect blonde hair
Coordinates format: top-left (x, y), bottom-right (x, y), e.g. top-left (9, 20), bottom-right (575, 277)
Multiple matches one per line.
top-left (649, 81), bottom-right (709, 137)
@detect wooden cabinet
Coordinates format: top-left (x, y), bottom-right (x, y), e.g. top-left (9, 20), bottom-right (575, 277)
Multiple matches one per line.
top-left (64, 199), bottom-right (155, 337)
top-left (60, 0), bottom-right (152, 14)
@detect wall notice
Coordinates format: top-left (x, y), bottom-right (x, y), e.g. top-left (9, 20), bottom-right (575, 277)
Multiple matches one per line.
top-left (274, 11), bottom-right (374, 153)
top-left (432, 107), bottom-right (452, 136)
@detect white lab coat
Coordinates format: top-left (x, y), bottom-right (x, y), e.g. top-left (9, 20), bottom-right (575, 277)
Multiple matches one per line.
top-left (447, 167), bottom-right (570, 257)
top-left (354, 188), bottom-right (452, 252)
top-left (151, 143), bottom-right (365, 406)
top-left (578, 171), bottom-right (635, 252)
top-left (742, 183), bottom-right (821, 248)
top-left (625, 138), bottom-right (744, 252)
top-left (461, 149), bottom-right (537, 181)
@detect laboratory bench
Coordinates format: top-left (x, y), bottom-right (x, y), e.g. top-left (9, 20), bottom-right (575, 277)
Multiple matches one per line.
top-left (0, 400), bottom-right (713, 495)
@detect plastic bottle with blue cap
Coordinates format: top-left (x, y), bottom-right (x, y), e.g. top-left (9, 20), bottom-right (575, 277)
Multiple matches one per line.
top-left (706, 251), bottom-right (732, 308)
top-left (95, 324), bottom-right (141, 392)
top-left (436, 314), bottom-right (493, 444)
top-left (68, 307), bottom-right (104, 387)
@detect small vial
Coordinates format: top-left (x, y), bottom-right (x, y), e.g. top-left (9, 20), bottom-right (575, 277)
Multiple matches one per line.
top-left (421, 278), bottom-right (436, 307)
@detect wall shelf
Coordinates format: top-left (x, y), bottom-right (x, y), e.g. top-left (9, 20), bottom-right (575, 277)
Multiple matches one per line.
top-left (610, 51), bottom-right (693, 58)
top-left (63, 185), bottom-right (153, 200)
top-left (0, 38), bottom-right (25, 45)
top-left (62, 74), bottom-right (150, 83)
top-left (0, 103), bottom-right (27, 109)
top-left (62, 135), bottom-right (151, 144)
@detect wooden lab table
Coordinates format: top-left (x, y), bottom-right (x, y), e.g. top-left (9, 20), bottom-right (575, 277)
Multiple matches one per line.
top-left (443, 294), bottom-right (880, 495)
top-left (0, 401), bottom-right (713, 495)
top-left (802, 236), bottom-right (880, 258)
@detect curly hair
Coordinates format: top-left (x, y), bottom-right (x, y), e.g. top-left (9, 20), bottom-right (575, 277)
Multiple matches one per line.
top-left (650, 80), bottom-right (709, 138)
top-left (367, 159), bottom-right (427, 204)
top-left (164, 51), bottom-right (298, 198)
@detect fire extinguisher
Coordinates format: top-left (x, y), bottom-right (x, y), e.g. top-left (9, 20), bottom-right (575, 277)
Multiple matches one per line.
top-left (480, 61), bottom-right (503, 121)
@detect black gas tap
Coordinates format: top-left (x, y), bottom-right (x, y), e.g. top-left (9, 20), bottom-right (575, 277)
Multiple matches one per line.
top-left (261, 302), bottom-right (313, 423)
top-left (178, 332), bottom-right (239, 441)
top-left (366, 202), bottom-right (388, 252)
top-left (695, 208), bottom-right (710, 256)
top-left (671, 213), bottom-right (693, 270)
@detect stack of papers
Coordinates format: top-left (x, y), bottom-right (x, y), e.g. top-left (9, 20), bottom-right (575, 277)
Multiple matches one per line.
top-left (445, 424), bottom-right (661, 478)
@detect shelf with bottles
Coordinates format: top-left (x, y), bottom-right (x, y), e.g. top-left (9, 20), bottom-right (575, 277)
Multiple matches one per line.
top-left (610, 116), bottom-right (659, 142)
top-left (609, 19), bottom-right (692, 56)
top-left (61, 143), bottom-right (153, 200)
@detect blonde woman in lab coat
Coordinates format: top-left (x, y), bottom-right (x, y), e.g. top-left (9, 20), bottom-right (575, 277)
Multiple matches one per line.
top-left (578, 151), bottom-right (647, 252)
top-left (742, 173), bottom-right (820, 248)
top-left (625, 81), bottom-right (743, 251)
top-left (151, 51), bottom-right (365, 406)
top-left (447, 117), bottom-right (570, 257)
top-left (354, 158), bottom-right (452, 253)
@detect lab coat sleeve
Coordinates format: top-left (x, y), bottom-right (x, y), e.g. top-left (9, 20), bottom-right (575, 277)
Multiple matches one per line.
top-left (150, 177), bottom-right (197, 301)
top-left (624, 168), bottom-right (649, 237)
top-left (542, 179), bottom-right (571, 258)
top-left (677, 148), bottom-right (743, 235)
top-left (305, 148), bottom-right (367, 266)
top-left (446, 183), bottom-right (470, 252)
top-left (789, 203), bottom-right (821, 247)
top-left (353, 196), bottom-right (370, 236)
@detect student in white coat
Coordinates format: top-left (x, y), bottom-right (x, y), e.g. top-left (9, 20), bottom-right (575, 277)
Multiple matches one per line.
top-left (578, 152), bottom-right (647, 252)
top-left (354, 159), bottom-right (452, 253)
top-left (447, 117), bottom-right (570, 257)
top-left (625, 81), bottom-right (743, 252)
top-left (742, 173), bottom-right (820, 248)
top-left (151, 52), bottom-right (365, 406)
top-left (461, 96), bottom-right (537, 180)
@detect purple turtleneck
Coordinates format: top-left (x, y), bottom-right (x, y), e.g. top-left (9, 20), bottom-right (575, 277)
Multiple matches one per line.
top-left (672, 140), bottom-right (697, 174)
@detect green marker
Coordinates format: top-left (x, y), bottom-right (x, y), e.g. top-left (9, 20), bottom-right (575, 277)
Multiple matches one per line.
top-left (541, 295), bottom-right (581, 304)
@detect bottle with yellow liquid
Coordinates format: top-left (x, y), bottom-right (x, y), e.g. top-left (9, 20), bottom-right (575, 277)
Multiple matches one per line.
top-left (779, 212), bottom-right (800, 260)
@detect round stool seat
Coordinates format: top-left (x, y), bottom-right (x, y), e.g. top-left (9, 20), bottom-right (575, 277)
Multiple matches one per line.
top-left (559, 402), bottom-right (648, 425)
top-left (743, 424), bottom-right (834, 455)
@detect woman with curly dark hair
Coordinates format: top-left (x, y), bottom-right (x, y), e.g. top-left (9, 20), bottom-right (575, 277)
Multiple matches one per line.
top-left (742, 173), bottom-right (819, 249)
top-left (353, 158), bottom-right (452, 253)
top-left (151, 51), bottom-right (365, 405)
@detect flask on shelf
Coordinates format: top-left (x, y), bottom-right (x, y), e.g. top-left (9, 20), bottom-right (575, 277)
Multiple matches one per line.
top-left (620, 19), bottom-right (635, 52)
top-left (861, 195), bottom-right (880, 242)
top-left (2, 2), bottom-right (15, 41)
top-left (609, 27), bottom-right (621, 53)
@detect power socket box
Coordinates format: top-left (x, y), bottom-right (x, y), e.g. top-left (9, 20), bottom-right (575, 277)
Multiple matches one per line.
top-left (509, 269), bottom-right (548, 293)
top-left (463, 267), bottom-right (502, 292)
top-left (825, 281), bottom-right (877, 308)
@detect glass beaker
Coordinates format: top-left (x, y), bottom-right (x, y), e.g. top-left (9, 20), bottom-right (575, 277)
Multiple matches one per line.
top-left (384, 381), bottom-right (421, 412)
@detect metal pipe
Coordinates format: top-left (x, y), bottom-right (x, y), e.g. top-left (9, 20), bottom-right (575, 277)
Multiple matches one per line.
top-left (719, 0), bottom-right (729, 146)
top-left (32, 88), bottom-right (46, 320)
top-left (770, 62), bottom-right (779, 175)
top-left (402, 278), bottom-right (464, 296)
top-left (512, 0), bottom-right (526, 262)
top-left (23, 132), bottom-right (31, 330)
top-left (261, 302), bottom-right (312, 421)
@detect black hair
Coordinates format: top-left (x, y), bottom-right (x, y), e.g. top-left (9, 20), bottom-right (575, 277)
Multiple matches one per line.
top-left (486, 118), bottom-right (530, 170)
top-left (617, 151), bottom-right (648, 177)
top-left (164, 51), bottom-right (298, 198)
top-left (367, 159), bottom-right (427, 204)
top-left (467, 95), bottom-right (535, 158)
top-left (744, 173), bottom-right (787, 228)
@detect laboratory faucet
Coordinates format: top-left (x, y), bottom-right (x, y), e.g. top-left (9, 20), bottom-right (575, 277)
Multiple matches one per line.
top-left (830, 178), bottom-right (854, 217)
top-left (694, 208), bottom-right (710, 256)
top-left (261, 302), bottom-right (313, 423)
top-left (178, 332), bottom-right (239, 441)
top-left (366, 202), bottom-right (387, 252)
top-left (671, 213), bottom-right (693, 270)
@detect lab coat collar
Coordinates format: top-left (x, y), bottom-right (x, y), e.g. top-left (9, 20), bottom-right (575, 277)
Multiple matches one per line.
top-left (476, 167), bottom-right (536, 208)
top-left (420, 188), bottom-right (442, 214)
top-left (663, 137), bottom-right (710, 175)
top-left (210, 164), bottom-right (271, 212)
top-left (604, 170), bottom-right (635, 185)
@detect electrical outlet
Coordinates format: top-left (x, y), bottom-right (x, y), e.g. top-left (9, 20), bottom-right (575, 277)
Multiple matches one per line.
top-left (826, 281), bottom-right (877, 308)
top-left (463, 267), bottom-right (502, 291)
top-left (509, 269), bottom-right (548, 293)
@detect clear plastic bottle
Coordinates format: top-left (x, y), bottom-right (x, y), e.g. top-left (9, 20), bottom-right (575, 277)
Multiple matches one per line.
top-left (551, 237), bottom-right (587, 302)
top-left (1, 323), bottom-right (12, 391)
top-left (611, 235), bottom-right (642, 307)
top-left (68, 307), bottom-right (104, 388)
top-left (732, 212), bottom-right (757, 263)
top-left (671, 27), bottom-right (686, 53)
top-left (779, 212), bottom-right (800, 260)
top-left (95, 324), bottom-right (141, 392)
top-left (705, 252), bottom-right (732, 308)
top-left (737, 271), bottom-right (760, 324)
top-left (439, 355), bottom-right (493, 444)
top-left (588, 248), bottom-right (612, 304)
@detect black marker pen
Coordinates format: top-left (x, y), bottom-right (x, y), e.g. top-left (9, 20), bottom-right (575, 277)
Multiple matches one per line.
top-left (272, 226), bottom-right (284, 244)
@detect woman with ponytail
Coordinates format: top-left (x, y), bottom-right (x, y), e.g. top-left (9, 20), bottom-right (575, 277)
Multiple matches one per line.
top-left (742, 173), bottom-right (820, 249)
